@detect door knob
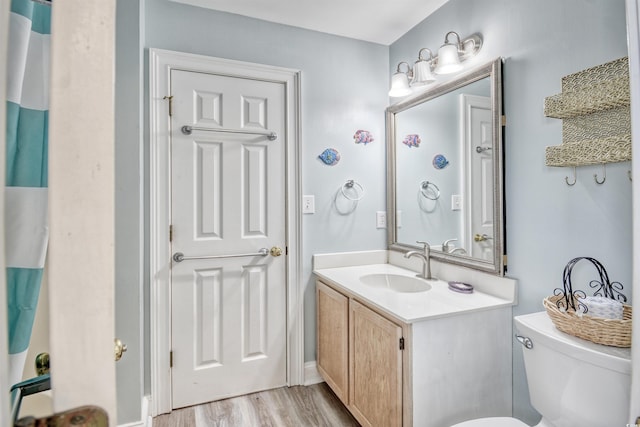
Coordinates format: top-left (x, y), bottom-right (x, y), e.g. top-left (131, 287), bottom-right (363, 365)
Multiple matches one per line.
top-left (270, 246), bottom-right (283, 257)
top-left (474, 233), bottom-right (493, 242)
top-left (114, 338), bottom-right (127, 362)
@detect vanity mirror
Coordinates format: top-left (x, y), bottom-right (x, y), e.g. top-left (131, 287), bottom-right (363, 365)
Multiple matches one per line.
top-left (386, 58), bottom-right (505, 275)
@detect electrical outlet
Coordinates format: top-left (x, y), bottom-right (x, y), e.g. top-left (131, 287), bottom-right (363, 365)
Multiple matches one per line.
top-left (376, 211), bottom-right (387, 229)
top-left (396, 210), bottom-right (402, 228)
top-left (302, 195), bottom-right (315, 214)
top-left (451, 195), bottom-right (462, 211)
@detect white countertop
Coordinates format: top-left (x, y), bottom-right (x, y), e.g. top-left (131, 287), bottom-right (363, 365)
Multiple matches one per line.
top-left (314, 263), bottom-right (514, 324)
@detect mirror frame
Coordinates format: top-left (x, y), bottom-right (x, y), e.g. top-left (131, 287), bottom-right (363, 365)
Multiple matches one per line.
top-left (386, 58), bottom-right (505, 275)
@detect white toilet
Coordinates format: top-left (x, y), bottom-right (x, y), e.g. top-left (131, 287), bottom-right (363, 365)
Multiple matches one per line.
top-left (452, 311), bottom-right (631, 427)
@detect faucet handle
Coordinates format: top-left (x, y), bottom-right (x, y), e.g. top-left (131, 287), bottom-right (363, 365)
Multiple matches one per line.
top-left (442, 238), bottom-right (458, 252)
top-left (416, 240), bottom-right (430, 253)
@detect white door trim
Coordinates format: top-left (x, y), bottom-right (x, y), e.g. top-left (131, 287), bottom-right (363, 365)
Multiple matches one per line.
top-left (149, 48), bottom-right (302, 416)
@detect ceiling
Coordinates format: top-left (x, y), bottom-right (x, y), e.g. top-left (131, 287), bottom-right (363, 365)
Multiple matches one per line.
top-left (169, 0), bottom-right (450, 45)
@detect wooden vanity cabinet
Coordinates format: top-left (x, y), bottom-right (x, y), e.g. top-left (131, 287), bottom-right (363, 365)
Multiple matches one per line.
top-left (349, 299), bottom-right (403, 427)
top-left (316, 281), bottom-right (349, 404)
top-left (316, 278), bottom-right (513, 427)
top-left (317, 280), bottom-right (406, 427)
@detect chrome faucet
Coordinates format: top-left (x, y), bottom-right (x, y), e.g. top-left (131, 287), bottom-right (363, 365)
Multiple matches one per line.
top-left (442, 238), bottom-right (458, 253)
top-left (404, 240), bottom-right (434, 280)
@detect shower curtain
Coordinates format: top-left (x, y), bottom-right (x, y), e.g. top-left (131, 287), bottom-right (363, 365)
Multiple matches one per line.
top-left (5, 0), bottom-right (50, 387)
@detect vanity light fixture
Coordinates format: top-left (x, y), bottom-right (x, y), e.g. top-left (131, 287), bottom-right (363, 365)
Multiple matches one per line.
top-left (411, 48), bottom-right (436, 86)
top-left (434, 31), bottom-right (483, 74)
top-left (389, 31), bottom-right (483, 97)
top-left (388, 62), bottom-right (413, 97)
top-left (388, 49), bottom-right (436, 97)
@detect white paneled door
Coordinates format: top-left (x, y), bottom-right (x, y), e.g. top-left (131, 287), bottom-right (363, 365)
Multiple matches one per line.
top-left (170, 70), bottom-right (287, 409)
top-left (463, 94), bottom-right (493, 261)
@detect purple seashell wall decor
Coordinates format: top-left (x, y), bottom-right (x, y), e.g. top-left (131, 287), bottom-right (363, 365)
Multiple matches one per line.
top-left (402, 134), bottom-right (421, 148)
top-left (353, 129), bottom-right (374, 145)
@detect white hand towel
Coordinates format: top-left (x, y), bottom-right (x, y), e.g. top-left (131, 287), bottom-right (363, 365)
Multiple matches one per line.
top-left (578, 296), bottom-right (623, 319)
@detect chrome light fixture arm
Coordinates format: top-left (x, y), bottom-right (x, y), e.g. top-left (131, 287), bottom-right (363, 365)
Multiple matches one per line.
top-left (417, 47), bottom-right (435, 62)
top-left (395, 61), bottom-right (413, 79)
top-left (439, 31), bottom-right (484, 61)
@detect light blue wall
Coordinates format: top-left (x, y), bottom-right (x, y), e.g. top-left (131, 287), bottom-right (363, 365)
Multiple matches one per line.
top-left (115, 0), bottom-right (144, 424)
top-left (144, 0), bottom-right (389, 383)
top-left (390, 0), bottom-right (630, 423)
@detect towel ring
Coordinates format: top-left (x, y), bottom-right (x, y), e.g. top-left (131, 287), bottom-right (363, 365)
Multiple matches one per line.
top-left (420, 181), bottom-right (440, 200)
top-left (341, 180), bottom-right (365, 201)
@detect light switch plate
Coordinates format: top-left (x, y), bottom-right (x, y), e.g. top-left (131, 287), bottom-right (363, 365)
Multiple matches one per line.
top-left (451, 194), bottom-right (462, 211)
top-left (303, 195), bottom-right (315, 214)
top-left (376, 211), bottom-right (387, 229)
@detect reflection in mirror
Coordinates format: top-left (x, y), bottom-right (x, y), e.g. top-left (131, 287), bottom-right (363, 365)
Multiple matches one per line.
top-left (387, 58), bottom-right (504, 275)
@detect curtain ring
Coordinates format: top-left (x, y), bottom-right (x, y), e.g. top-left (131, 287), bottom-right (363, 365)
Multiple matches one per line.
top-left (341, 180), bottom-right (365, 201)
top-left (420, 181), bottom-right (440, 200)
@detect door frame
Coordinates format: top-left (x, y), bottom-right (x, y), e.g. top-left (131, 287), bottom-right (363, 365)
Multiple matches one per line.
top-left (149, 48), bottom-right (302, 416)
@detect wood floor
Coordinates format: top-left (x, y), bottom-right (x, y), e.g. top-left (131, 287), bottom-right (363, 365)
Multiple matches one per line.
top-left (153, 383), bottom-right (360, 427)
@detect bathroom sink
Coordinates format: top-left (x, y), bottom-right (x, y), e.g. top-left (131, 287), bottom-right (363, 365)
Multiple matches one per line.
top-left (359, 273), bottom-right (432, 293)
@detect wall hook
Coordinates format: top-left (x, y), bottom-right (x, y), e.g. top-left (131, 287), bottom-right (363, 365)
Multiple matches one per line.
top-left (628, 170), bottom-right (633, 182)
top-left (565, 166), bottom-right (576, 186)
top-left (594, 164), bottom-right (606, 185)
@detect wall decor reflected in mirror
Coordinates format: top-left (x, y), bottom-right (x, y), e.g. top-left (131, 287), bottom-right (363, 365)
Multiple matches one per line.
top-left (386, 58), bottom-right (505, 275)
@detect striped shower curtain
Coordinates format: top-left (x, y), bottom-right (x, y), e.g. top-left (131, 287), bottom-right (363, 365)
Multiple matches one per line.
top-left (5, 0), bottom-right (50, 387)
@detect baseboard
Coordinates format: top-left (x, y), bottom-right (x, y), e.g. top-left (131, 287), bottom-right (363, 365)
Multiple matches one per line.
top-left (118, 395), bottom-right (151, 427)
top-left (303, 361), bottom-right (324, 386)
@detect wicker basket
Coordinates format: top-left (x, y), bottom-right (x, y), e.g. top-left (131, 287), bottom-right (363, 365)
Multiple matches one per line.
top-left (543, 294), bottom-right (632, 347)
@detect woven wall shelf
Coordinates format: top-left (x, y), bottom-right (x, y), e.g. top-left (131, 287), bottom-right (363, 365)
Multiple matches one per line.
top-left (544, 57), bottom-right (631, 167)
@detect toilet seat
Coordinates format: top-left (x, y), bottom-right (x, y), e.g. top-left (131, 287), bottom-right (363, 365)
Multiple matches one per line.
top-left (451, 417), bottom-right (529, 427)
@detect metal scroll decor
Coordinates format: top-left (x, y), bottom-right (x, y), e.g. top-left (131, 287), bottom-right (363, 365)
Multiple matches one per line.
top-left (553, 256), bottom-right (626, 313)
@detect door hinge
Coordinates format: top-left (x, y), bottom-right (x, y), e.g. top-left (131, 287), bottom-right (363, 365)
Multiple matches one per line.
top-left (501, 115), bottom-right (507, 126)
top-left (163, 95), bottom-right (174, 116)
top-left (170, 351), bottom-right (173, 368)
top-left (399, 337), bottom-right (405, 350)
top-left (286, 246), bottom-right (289, 256)
top-left (169, 225), bottom-right (173, 242)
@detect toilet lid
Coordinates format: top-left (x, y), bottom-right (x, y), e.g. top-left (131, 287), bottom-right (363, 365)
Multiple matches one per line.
top-left (451, 417), bottom-right (529, 427)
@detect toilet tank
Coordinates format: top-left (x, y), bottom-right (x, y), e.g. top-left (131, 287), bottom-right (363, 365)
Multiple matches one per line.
top-left (514, 312), bottom-right (631, 427)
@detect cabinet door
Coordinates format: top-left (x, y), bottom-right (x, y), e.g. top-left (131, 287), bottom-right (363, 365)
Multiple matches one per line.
top-left (316, 281), bottom-right (349, 404)
top-left (349, 300), bottom-right (403, 427)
